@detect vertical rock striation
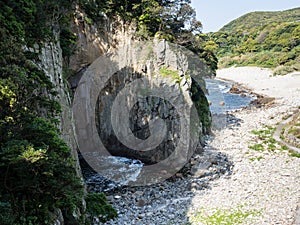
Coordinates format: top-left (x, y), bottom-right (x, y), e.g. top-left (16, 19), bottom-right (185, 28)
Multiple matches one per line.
top-left (73, 37), bottom-right (212, 165)
top-left (36, 7), bottom-right (212, 187)
top-left (38, 33), bottom-right (82, 175)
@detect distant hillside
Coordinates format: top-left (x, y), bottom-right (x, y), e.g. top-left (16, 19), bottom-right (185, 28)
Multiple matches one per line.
top-left (220, 7), bottom-right (300, 32)
top-left (200, 8), bottom-right (300, 75)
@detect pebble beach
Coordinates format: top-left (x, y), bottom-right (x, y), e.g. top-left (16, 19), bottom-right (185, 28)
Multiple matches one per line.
top-left (100, 66), bottom-right (300, 225)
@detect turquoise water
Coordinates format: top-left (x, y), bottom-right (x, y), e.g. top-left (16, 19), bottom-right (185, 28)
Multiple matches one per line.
top-left (205, 78), bottom-right (255, 114)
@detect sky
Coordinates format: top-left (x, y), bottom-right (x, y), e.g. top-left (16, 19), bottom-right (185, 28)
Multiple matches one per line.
top-left (191, 0), bottom-right (300, 33)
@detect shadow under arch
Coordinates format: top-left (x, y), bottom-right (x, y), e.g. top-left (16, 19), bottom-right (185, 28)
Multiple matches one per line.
top-left (73, 39), bottom-right (215, 186)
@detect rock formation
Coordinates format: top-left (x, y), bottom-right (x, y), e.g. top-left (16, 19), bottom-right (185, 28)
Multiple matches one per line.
top-left (40, 8), bottom-right (213, 185)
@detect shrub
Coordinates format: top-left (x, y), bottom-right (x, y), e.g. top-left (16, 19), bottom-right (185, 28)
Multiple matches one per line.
top-left (273, 65), bottom-right (295, 76)
top-left (86, 193), bottom-right (117, 223)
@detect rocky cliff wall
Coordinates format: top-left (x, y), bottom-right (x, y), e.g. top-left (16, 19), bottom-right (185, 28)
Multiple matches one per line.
top-left (38, 8), bottom-right (212, 186)
top-left (72, 34), bottom-right (211, 169)
top-left (38, 32), bottom-right (82, 176)
top-left (69, 6), bottom-right (135, 73)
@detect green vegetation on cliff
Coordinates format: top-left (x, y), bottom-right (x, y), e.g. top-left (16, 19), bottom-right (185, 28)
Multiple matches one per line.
top-left (0, 1), bottom-right (87, 224)
top-left (0, 1), bottom-right (117, 224)
top-left (200, 7), bottom-right (300, 75)
top-left (79, 0), bottom-right (217, 72)
top-left (0, 0), bottom-right (214, 224)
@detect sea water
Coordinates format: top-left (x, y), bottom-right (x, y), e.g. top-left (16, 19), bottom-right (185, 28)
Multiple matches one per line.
top-left (205, 78), bottom-right (255, 115)
top-left (82, 78), bottom-right (255, 191)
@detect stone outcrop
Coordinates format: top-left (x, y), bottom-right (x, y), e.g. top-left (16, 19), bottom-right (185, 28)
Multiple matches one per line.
top-left (36, 32), bottom-right (84, 223)
top-left (37, 33), bottom-right (81, 175)
top-left (73, 39), bottom-right (212, 166)
top-left (37, 7), bottom-right (213, 186)
top-left (69, 6), bottom-right (135, 73)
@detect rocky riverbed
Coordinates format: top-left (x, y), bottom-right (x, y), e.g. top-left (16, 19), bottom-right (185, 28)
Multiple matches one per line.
top-left (98, 107), bottom-right (300, 225)
top-left (89, 67), bottom-right (300, 225)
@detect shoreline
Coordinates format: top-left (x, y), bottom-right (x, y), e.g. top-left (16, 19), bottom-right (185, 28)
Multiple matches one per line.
top-left (217, 77), bottom-right (275, 108)
top-left (101, 66), bottom-right (300, 225)
top-left (190, 103), bottom-right (300, 224)
top-left (190, 67), bottom-right (300, 224)
top-left (207, 66), bottom-right (300, 224)
top-left (216, 66), bottom-right (300, 103)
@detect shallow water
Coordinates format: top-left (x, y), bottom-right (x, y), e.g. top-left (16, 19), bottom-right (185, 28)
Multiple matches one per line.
top-left (205, 78), bottom-right (255, 114)
top-left (82, 79), bottom-right (255, 191)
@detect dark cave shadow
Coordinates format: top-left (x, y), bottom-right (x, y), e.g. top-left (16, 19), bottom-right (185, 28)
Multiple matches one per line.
top-left (73, 63), bottom-right (246, 224)
top-left (78, 113), bottom-right (241, 224)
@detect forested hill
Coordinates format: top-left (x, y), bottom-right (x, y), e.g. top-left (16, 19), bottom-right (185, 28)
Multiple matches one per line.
top-left (220, 7), bottom-right (300, 33)
top-left (201, 7), bottom-right (300, 75)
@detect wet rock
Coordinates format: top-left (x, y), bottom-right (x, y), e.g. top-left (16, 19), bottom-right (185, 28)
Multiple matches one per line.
top-left (191, 160), bottom-right (211, 178)
top-left (251, 95), bottom-right (275, 107)
top-left (175, 173), bottom-right (183, 178)
top-left (135, 191), bottom-right (144, 196)
top-left (137, 198), bottom-right (147, 207)
top-left (114, 195), bottom-right (121, 199)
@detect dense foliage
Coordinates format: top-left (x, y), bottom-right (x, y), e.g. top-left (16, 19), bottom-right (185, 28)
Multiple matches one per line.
top-left (200, 8), bottom-right (300, 75)
top-left (0, 0), bottom-right (214, 224)
top-left (85, 193), bottom-right (117, 223)
top-left (0, 1), bottom-right (86, 224)
top-left (220, 8), bottom-right (300, 33)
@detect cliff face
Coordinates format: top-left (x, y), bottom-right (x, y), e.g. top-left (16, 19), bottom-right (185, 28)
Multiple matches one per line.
top-left (69, 7), bottom-right (134, 73)
top-left (73, 40), bottom-right (200, 166)
top-left (0, 2), bottom-right (213, 223)
top-left (68, 10), bottom-right (212, 179)
top-left (36, 33), bottom-right (81, 224)
top-left (37, 8), bottom-right (138, 178)
top-left (40, 9), bottom-right (212, 186)
top-left (38, 33), bottom-right (82, 177)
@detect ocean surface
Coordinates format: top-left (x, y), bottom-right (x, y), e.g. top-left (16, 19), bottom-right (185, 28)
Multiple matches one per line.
top-left (205, 78), bottom-right (255, 114)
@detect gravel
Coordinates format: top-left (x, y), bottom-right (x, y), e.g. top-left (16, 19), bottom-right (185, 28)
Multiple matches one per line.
top-left (92, 67), bottom-right (300, 224)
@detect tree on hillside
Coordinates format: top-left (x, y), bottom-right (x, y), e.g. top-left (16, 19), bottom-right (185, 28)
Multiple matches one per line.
top-left (207, 8), bottom-right (300, 74)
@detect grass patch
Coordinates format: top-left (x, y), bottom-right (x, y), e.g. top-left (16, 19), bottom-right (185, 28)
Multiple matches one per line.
top-left (249, 156), bottom-right (264, 162)
top-left (249, 143), bottom-right (264, 151)
top-left (190, 205), bottom-right (262, 225)
top-left (273, 65), bottom-right (296, 76)
top-left (248, 126), bottom-right (281, 153)
top-left (267, 143), bottom-right (277, 151)
top-left (281, 113), bottom-right (300, 147)
top-left (159, 66), bottom-right (181, 83)
top-left (250, 124), bottom-right (300, 158)
top-left (288, 127), bottom-right (300, 139)
top-left (251, 126), bottom-right (275, 139)
top-left (289, 150), bottom-right (300, 158)
top-left (280, 127), bottom-right (286, 140)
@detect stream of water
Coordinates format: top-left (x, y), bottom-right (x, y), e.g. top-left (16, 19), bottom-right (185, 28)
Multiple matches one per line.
top-left (82, 78), bottom-right (256, 192)
top-left (205, 78), bottom-right (255, 115)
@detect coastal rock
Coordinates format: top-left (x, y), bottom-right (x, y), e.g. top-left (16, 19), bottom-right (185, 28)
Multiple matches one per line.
top-left (191, 161), bottom-right (212, 177)
top-left (38, 34), bottom-right (80, 172)
top-left (97, 66), bottom-right (300, 225)
top-left (74, 40), bottom-right (212, 164)
top-left (137, 198), bottom-right (147, 207)
top-left (49, 208), bottom-right (64, 225)
top-left (251, 95), bottom-right (275, 107)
